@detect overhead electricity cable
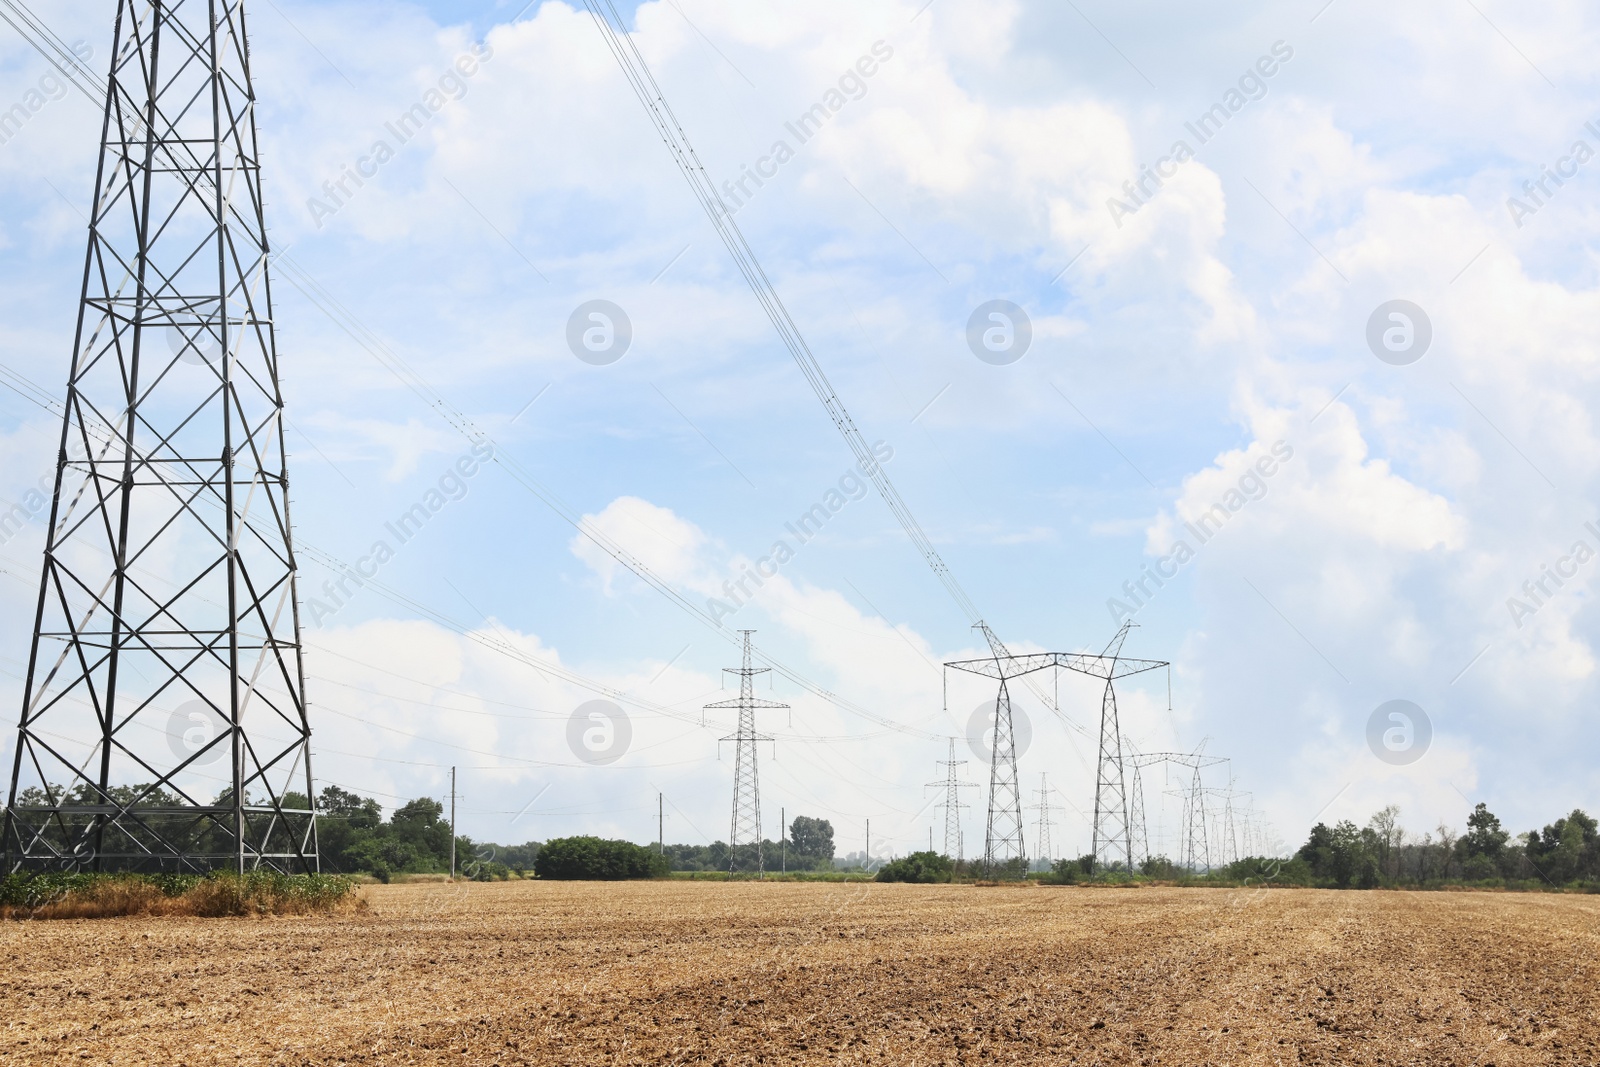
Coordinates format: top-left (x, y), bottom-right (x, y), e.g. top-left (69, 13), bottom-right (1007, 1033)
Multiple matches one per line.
top-left (270, 261), bottom-right (941, 740)
top-left (581, 0), bottom-right (984, 629)
top-left (0, 12), bottom-right (943, 744)
top-left (0, 0), bottom-right (101, 104)
top-left (577, 3), bottom-right (1129, 753)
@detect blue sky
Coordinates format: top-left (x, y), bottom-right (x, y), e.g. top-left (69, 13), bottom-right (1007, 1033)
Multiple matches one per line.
top-left (2, 0), bottom-right (1598, 863)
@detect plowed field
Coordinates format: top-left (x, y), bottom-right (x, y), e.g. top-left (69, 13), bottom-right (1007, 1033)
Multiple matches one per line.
top-left (2, 880), bottom-right (1597, 1065)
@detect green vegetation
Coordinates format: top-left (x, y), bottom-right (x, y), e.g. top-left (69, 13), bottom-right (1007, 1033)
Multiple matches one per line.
top-left (534, 836), bottom-right (671, 880)
top-left (7, 784), bottom-right (534, 882)
top-left (10, 782), bottom-right (315, 867)
top-left (875, 851), bottom-right (954, 883)
top-left (318, 786), bottom-right (534, 882)
top-left (1289, 802), bottom-right (1600, 890)
top-left (662, 815), bottom-right (837, 872)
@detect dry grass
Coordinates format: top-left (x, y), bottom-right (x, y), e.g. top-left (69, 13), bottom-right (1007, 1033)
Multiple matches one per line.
top-left (1, 880), bottom-right (1597, 1064)
top-left (0, 872), bottom-right (362, 920)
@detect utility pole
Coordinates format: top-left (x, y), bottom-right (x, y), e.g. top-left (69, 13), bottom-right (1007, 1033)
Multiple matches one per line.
top-left (866, 818), bottom-right (870, 873)
top-left (707, 630), bottom-right (786, 876)
top-left (781, 806), bottom-right (786, 873)
top-left (658, 792), bottom-right (664, 856)
top-left (450, 767), bottom-right (457, 880)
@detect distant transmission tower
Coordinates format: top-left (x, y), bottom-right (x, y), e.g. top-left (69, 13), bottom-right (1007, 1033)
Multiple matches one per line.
top-left (706, 630), bottom-right (785, 875)
top-left (1030, 773), bottom-right (1056, 866)
top-left (1203, 780), bottom-right (1248, 867)
top-left (1089, 623), bottom-right (1136, 871)
top-left (3, 0), bottom-right (316, 873)
top-left (1136, 748), bottom-right (1225, 872)
top-left (1126, 743), bottom-right (1150, 869)
top-left (1183, 764), bottom-right (1210, 872)
top-left (926, 737), bottom-right (974, 859)
top-left (940, 617), bottom-right (1171, 876)
top-left (983, 673), bottom-right (1025, 870)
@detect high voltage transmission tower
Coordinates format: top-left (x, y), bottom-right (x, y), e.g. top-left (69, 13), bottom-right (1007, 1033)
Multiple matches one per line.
top-left (3, 0), bottom-right (316, 874)
top-left (1129, 748), bottom-right (1227, 871)
top-left (926, 737), bottom-right (974, 860)
top-left (1203, 780), bottom-right (1249, 867)
top-left (1029, 773), bottom-right (1056, 866)
top-left (1126, 745), bottom-right (1152, 869)
top-left (706, 631), bottom-right (785, 876)
top-left (944, 622), bottom-right (1166, 874)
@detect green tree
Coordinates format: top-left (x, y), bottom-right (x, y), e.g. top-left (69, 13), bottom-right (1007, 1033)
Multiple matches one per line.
top-left (1296, 822), bottom-right (1335, 878)
top-left (534, 836), bottom-right (669, 880)
top-left (1459, 799), bottom-right (1504, 876)
top-left (875, 851), bottom-right (954, 883)
top-left (789, 816), bottom-right (834, 862)
top-left (1297, 820), bottom-right (1368, 887)
top-left (1526, 809), bottom-right (1598, 884)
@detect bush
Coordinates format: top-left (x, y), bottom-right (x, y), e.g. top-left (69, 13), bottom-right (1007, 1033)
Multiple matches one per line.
top-left (1040, 858), bottom-right (1080, 885)
top-left (1139, 855), bottom-right (1180, 879)
top-left (874, 851), bottom-right (953, 883)
top-left (533, 837), bottom-right (670, 880)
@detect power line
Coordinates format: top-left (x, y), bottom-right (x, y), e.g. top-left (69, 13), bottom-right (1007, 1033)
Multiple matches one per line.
top-left (582, 0), bottom-right (984, 627)
top-left (0, 11), bottom-right (938, 751)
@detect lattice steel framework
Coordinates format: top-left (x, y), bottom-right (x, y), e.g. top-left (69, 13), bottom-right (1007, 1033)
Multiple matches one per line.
top-left (1203, 780), bottom-right (1248, 868)
top-left (708, 630), bottom-right (785, 875)
top-left (3, 0), bottom-right (316, 873)
top-left (1089, 623), bottom-right (1134, 870)
top-left (1127, 750), bottom-right (1149, 868)
top-left (1130, 749), bottom-right (1226, 871)
top-left (926, 736), bottom-right (973, 860)
top-left (1182, 766), bottom-right (1208, 872)
top-left (1030, 772), bottom-right (1055, 866)
top-left (945, 622), bottom-right (1166, 874)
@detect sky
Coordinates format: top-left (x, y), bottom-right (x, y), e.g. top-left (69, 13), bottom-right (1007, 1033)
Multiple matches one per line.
top-left (1, 0), bottom-right (1598, 866)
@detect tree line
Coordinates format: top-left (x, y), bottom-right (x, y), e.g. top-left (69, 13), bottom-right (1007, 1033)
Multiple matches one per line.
top-left (5, 784), bottom-right (842, 880)
top-left (1287, 802), bottom-right (1600, 889)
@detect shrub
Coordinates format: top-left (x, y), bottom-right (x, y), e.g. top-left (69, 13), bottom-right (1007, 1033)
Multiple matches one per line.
top-left (874, 851), bottom-right (953, 883)
top-left (1040, 858), bottom-right (1081, 885)
top-left (533, 837), bottom-right (670, 880)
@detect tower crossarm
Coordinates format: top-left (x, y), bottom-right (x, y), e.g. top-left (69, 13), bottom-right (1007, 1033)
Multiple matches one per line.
top-left (943, 652), bottom-right (1168, 682)
top-left (1127, 752), bottom-right (1227, 769)
top-left (703, 697), bottom-right (789, 710)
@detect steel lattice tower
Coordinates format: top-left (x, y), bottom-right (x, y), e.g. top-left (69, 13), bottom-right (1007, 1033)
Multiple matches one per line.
top-left (1089, 624), bottom-right (1133, 871)
top-left (981, 677), bottom-right (1025, 870)
top-left (706, 630), bottom-right (785, 875)
top-left (944, 622), bottom-right (1167, 876)
top-left (1131, 749), bottom-right (1225, 870)
top-left (1127, 750), bottom-right (1148, 869)
top-left (2, 0), bottom-right (315, 874)
top-left (926, 736), bottom-right (973, 859)
top-left (1030, 773), bottom-right (1055, 866)
top-left (1204, 780), bottom-right (1248, 867)
top-left (1182, 765), bottom-right (1209, 872)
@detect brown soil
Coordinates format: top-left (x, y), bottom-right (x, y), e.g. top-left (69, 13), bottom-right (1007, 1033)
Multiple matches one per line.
top-left (1, 880), bottom-right (1596, 1065)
